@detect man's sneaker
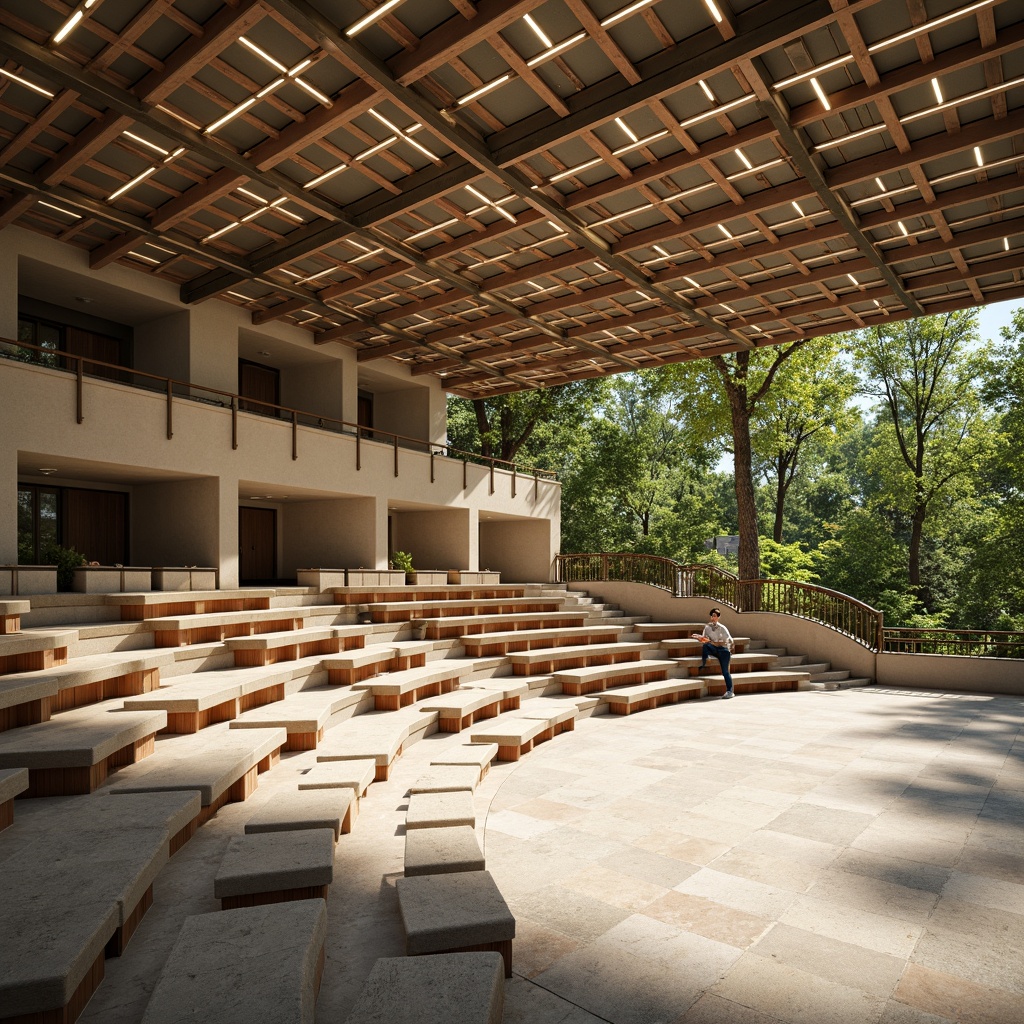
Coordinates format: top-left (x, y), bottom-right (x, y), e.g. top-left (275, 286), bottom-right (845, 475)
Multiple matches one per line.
top-left (722, 690), bottom-right (735, 699)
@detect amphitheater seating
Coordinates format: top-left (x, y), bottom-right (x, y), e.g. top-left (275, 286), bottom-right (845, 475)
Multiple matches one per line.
top-left (0, 579), bottom-right (845, 1024)
top-left (673, 652), bottom-right (777, 674)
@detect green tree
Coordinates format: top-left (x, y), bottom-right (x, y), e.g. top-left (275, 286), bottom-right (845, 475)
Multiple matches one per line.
top-left (750, 337), bottom-right (858, 543)
top-left (851, 311), bottom-right (994, 603)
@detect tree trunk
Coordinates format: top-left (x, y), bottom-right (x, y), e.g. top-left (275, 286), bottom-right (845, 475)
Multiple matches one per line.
top-left (730, 400), bottom-right (761, 582)
top-left (909, 501), bottom-right (925, 591)
top-left (773, 459), bottom-right (786, 543)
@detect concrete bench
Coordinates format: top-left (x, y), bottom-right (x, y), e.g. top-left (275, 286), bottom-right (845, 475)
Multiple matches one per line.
top-left (404, 826), bottom-right (486, 877)
top-left (553, 658), bottom-right (678, 696)
top-left (225, 625), bottom-right (367, 667)
top-left (0, 705), bottom-right (166, 797)
top-left (462, 623), bottom-right (626, 657)
top-left (345, 953), bottom-right (503, 1024)
top-left (599, 678), bottom-right (705, 715)
top-left (414, 610), bottom-right (587, 640)
top-left (635, 622), bottom-right (706, 641)
top-left (395, 870), bottom-right (515, 977)
top-left (706, 669), bottom-right (812, 695)
top-left (108, 588), bottom-right (275, 621)
top-left (146, 607), bottom-right (310, 647)
top-left (0, 765), bottom-right (29, 830)
top-left (409, 764), bottom-right (481, 794)
top-left (406, 790), bottom-right (476, 829)
top-left (1, 599), bottom-right (31, 634)
top-left (468, 718), bottom-right (550, 761)
top-left (123, 662), bottom-right (304, 734)
top-left (0, 818), bottom-right (174, 1020)
top-left (110, 726), bottom-right (287, 824)
top-left (298, 757), bottom-right (375, 798)
top-left (0, 628), bottom-right (76, 677)
top-left (140, 900), bottom-right (327, 1024)
top-left (353, 661), bottom-right (476, 711)
top-left (417, 688), bottom-right (513, 733)
top-left (331, 584), bottom-right (524, 605)
top-left (228, 684), bottom-right (370, 750)
top-left (507, 640), bottom-right (651, 676)
top-left (317, 718), bottom-right (407, 782)
top-left (520, 702), bottom-right (578, 736)
top-left (430, 742), bottom-right (499, 781)
top-left (245, 788), bottom-right (355, 839)
top-left (365, 596), bottom-right (563, 623)
top-left (215, 828), bottom-right (335, 909)
top-left (322, 640), bottom-right (431, 684)
top-left (98, 789), bottom-right (203, 856)
top-left (673, 652), bottom-right (778, 675)
top-left (661, 636), bottom-right (751, 656)
top-left (0, 651), bottom-right (174, 734)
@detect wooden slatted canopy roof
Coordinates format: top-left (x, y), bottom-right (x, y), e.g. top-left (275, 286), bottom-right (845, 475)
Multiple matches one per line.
top-left (0, 0), bottom-right (1022, 398)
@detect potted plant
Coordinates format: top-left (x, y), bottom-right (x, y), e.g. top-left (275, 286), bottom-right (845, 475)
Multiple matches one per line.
top-left (390, 551), bottom-right (415, 580)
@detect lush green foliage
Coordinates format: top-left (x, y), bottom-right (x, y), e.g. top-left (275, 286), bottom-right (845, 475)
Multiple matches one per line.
top-left (446, 306), bottom-right (1024, 630)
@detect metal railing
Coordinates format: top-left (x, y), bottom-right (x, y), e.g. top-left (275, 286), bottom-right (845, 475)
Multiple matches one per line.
top-left (556, 552), bottom-right (883, 650)
top-left (881, 628), bottom-right (1024, 658)
top-left (1, 338), bottom-right (557, 489)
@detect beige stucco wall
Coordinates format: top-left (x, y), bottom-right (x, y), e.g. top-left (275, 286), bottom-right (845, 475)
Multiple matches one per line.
top-left (0, 228), bottom-right (560, 584)
top-left (391, 509), bottom-right (473, 570)
top-left (133, 478), bottom-right (222, 569)
top-left (481, 518), bottom-right (560, 583)
top-left (282, 497), bottom-right (378, 575)
top-left (876, 653), bottom-right (1024, 695)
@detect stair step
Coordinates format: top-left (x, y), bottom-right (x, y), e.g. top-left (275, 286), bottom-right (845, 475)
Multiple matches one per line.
top-left (772, 655), bottom-right (807, 667)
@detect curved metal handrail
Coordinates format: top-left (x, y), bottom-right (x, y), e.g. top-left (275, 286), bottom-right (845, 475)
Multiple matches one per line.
top-left (555, 553), bottom-right (884, 651)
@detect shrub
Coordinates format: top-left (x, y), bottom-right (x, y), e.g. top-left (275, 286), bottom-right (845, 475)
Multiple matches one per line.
top-left (41, 542), bottom-right (86, 591)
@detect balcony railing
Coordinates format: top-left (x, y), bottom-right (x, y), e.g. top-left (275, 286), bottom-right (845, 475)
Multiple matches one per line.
top-left (1, 338), bottom-right (557, 492)
top-left (881, 628), bottom-right (1024, 658)
top-left (556, 552), bottom-right (1024, 658)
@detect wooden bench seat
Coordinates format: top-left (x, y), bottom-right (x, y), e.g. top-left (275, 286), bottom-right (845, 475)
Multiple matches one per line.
top-left (0, 705), bottom-right (166, 797)
top-left (468, 717), bottom-right (551, 761)
top-left (507, 640), bottom-right (652, 676)
top-left (316, 709), bottom-right (438, 781)
top-left (122, 661), bottom-right (313, 734)
top-left (430, 742), bottom-right (499, 781)
top-left (298, 757), bottom-right (375, 797)
top-left (395, 871), bottom-right (515, 977)
top-left (417, 687), bottom-right (517, 732)
top-left (0, 765), bottom-right (29, 830)
top-left (660, 636), bottom-right (750, 656)
top-left (0, 628), bottom-right (76, 677)
top-left (332, 585), bottom-right (525, 606)
top-left (673, 652), bottom-right (778, 675)
top-left (110, 726), bottom-right (287, 824)
top-left (352, 662), bottom-right (478, 711)
top-left (322, 640), bottom-right (431, 685)
top-left (245, 787), bottom-right (356, 839)
top-left (140, 900), bottom-right (327, 1024)
top-left (0, 823), bottom-right (173, 1022)
top-left (599, 679), bottom-right (705, 715)
top-left (1, 599), bottom-right (30, 634)
top-left (365, 596), bottom-right (564, 623)
top-left (228, 684), bottom-right (370, 750)
top-left (705, 669), bottom-right (812, 695)
top-left (0, 650), bottom-right (174, 733)
top-left (414, 610), bottom-right (587, 640)
top-left (461, 624), bottom-right (626, 657)
top-left (519, 701), bottom-right (579, 736)
top-left (634, 622), bottom-right (706, 641)
top-left (145, 607), bottom-right (313, 648)
top-left (107, 588), bottom-right (276, 622)
top-left (216, 828), bottom-right (336, 909)
top-left (553, 658), bottom-right (678, 696)
top-left (223, 624), bottom-right (367, 666)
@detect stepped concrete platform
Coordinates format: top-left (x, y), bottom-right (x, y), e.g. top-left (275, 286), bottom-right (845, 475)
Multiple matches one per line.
top-left (52, 685), bottom-right (1023, 1024)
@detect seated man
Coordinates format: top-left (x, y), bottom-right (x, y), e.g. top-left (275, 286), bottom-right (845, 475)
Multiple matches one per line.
top-left (692, 608), bottom-right (734, 699)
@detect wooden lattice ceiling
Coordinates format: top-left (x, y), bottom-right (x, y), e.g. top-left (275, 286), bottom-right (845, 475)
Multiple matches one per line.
top-left (1, 0), bottom-right (1022, 397)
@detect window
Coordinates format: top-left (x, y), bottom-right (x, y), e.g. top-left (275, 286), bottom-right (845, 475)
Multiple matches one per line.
top-left (18, 485), bottom-right (59, 564)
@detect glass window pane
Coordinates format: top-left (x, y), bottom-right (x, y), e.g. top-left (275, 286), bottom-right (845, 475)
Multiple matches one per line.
top-left (38, 490), bottom-right (59, 555)
top-left (17, 487), bottom-right (35, 564)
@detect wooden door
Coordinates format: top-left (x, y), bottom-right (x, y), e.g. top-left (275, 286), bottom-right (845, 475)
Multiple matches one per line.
top-left (64, 488), bottom-right (128, 565)
top-left (65, 327), bottom-right (130, 383)
top-left (239, 506), bottom-right (276, 583)
top-left (239, 359), bottom-right (280, 416)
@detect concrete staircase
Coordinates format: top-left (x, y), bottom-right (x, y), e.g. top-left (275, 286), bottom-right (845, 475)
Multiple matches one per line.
top-left (746, 639), bottom-right (873, 689)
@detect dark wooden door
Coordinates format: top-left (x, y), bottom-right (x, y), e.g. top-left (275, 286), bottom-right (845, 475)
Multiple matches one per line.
top-left (239, 359), bottom-right (280, 416)
top-left (65, 327), bottom-right (130, 383)
top-left (239, 506), bottom-right (276, 582)
top-left (65, 488), bottom-right (128, 565)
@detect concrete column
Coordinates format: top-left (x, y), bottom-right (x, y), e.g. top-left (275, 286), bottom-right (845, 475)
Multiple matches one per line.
top-left (218, 474), bottom-right (239, 588)
top-left (0, 245), bottom-right (18, 341)
top-left (373, 496), bottom-right (390, 569)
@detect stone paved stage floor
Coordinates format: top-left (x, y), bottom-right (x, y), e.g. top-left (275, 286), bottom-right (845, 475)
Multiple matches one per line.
top-left (79, 686), bottom-right (1023, 1024)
